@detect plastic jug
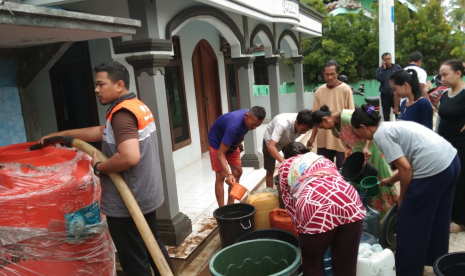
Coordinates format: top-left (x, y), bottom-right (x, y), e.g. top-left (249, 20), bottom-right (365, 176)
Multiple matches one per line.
top-left (355, 187), bottom-right (382, 239)
top-left (360, 232), bottom-right (377, 245)
top-left (247, 191), bottom-right (279, 229)
top-left (324, 247), bottom-right (333, 276)
top-left (357, 243), bottom-right (396, 276)
top-left (363, 203), bottom-right (381, 239)
top-left (269, 208), bottom-right (299, 236)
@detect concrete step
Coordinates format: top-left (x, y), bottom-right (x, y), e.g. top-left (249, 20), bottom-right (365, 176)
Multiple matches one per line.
top-left (178, 232), bottom-right (221, 276)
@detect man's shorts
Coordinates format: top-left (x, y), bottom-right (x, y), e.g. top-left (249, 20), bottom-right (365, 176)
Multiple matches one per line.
top-left (262, 139), bottom-right (277, 172)
top-left (209, 146), bottom-right (241, 172)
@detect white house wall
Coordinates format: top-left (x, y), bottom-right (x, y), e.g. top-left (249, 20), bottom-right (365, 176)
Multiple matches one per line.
top-left (196, 0), bottom-right (301, 28)
top-left (304, 92), bottom-right (315, 110)
top-left (198, 9), bottom-right (244, 58)
top-left (275, 23), bottom-right (299, 57)
top-left (248, 17), bottom-right (275, 58)
top-left (220, 8), bottom-right (245, 34)
top-left (155, 0), bottom-right (200, 40)
top-left (254, 96), bottom-right (271, 120)
top-left (298, 12), bottom-right (323, 38)
top-left (172, 20), bottom-right (229, 172)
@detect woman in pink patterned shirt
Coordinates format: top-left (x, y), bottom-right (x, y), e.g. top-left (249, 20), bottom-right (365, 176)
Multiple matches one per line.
top-left (310, 105), bottom-right (397, 218)
top-left (278, 142), bottom-right (366, 276)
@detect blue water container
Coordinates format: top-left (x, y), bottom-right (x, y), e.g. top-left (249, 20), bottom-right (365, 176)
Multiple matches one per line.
top-left (324, 247), bottom-right (333, 276)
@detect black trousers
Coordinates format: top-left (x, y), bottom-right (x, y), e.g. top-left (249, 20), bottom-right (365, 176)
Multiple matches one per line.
top-left (380, 93), bottom-right (395, 121)
top-left (107, 211), bottom-right (174, 276)
top-left (317, 148), bottom-right (344, 169)
top-left (451, 146), bottom-right (465, 225)
top-left (396, 155), bottom-right (460, 276)
top-left (300, 220), bottom-right (363, 276)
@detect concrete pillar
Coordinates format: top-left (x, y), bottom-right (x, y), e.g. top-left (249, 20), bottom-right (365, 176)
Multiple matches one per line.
top-left (379, 0), bottom-right (395, 64)
top-left (126, 54), bottom-right (192, 246)
top-left (128, 0), bottom-right (160, 39)
top-left (265, 56), bottom-right (281, 118)
top-left (292, 56), bottom-right (305, 111)
top-left (232, 56), bottom-right (263, 169)
top-left (379, 0), bottom-right (395, 121)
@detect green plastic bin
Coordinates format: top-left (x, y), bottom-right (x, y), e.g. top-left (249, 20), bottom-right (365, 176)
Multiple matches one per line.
top-left (209, 239), bottom-right (300, 276)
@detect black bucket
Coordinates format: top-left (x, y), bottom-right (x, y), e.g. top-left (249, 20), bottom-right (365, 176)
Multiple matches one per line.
top-left (341, 152), bottom-right (378, 184)
top-left (434, 252), bottom-right (465, 276)
top-left (213, 203), bottom-right (256, 248)
top-left (237, 228), bottom-right (299, 248)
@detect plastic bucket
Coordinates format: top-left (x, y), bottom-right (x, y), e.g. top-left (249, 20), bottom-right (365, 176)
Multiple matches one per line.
top-left (360, 176), bottom-right (380, 197)
top-left (230, 182), bottom-right (248, 201)
top-left (433, 252), bottom-right (465, 276)
top-left (213, 203), bottom-right (256, 248)
top-left (209, 239), bottom-right (300, 276)
top-left (237, 229), bottom-right (299, 248)
top-left (341, 152), bottom-right (378, 183)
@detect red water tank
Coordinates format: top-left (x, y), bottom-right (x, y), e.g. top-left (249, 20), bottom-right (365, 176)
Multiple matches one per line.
top-left (0, 142), bottom-right (115, 275)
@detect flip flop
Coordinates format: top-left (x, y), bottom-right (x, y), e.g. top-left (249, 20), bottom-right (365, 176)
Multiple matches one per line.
top-left (450, 222), bottom-right (465, 233)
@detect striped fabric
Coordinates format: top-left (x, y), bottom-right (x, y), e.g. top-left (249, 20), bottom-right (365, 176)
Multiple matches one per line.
top-left (278, 154), bottom-right (366, 234)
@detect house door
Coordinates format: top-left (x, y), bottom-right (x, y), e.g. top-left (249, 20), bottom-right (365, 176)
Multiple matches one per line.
top-left (49, 41), bottom-right (101, 149)
top-left (192, 40), bottom-right (222, 153)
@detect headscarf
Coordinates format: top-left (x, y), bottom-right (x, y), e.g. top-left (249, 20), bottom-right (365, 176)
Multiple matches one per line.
top-left (287, 152), bottom-right (340, 199)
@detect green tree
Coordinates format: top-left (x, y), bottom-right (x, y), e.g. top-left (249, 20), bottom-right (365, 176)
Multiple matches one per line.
top-left (300, 0), bottom-right (465, 83)
top-left (299, 1), bottom-right (378, 84)
top-left (393, 0), bottom-right (465, 75)
top-left (446, 0), bottom-right (465, 31)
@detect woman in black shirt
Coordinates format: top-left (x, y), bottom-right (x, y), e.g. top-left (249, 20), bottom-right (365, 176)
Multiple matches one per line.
top-left (437, 60), bottom-right (465, 232)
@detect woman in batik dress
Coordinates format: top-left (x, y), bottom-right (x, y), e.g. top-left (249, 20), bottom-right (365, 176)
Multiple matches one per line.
top-left (310, 105), bottom-right (397, 217)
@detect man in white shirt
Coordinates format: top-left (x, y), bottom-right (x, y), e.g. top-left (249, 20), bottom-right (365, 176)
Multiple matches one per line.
top-left (403, 51), bottom-right (431, 103)
top-left (263, 110), bottom-right (313, 187)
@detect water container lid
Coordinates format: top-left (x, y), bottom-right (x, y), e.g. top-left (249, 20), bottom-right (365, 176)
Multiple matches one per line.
top-left (247, 191), bottom-right (278, 204)
top-left (0, 142), bottom-right (77, 166)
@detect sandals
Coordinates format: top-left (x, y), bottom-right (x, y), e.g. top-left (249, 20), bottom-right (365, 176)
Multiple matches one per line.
top-left (450, 222), bottom-right (465, 233)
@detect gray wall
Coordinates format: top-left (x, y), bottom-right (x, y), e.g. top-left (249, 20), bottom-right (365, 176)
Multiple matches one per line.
top-left (88, 38), bottom-right (114, 124)
top-left (35, 75), bottom-right (56, 135)
top-left (253, 92), bottom-right (315, 120)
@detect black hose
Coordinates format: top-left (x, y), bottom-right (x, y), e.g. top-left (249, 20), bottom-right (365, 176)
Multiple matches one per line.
top-left (29, 136), bottom-right (75, 151)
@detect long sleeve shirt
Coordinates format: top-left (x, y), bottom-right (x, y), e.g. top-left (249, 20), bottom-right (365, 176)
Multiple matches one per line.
top-left (375, 64), bottom-right (402, 95)
top-left (312, 83), bottom-right (355, 152)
